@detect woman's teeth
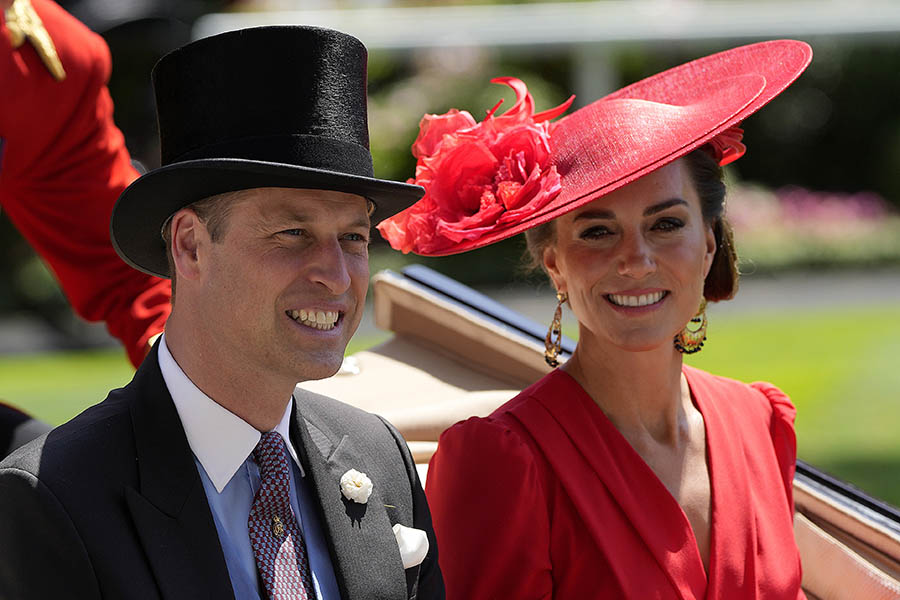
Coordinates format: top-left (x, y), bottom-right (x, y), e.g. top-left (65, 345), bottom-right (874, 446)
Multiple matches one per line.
top-left (608, 291), bottom-right (666, 307)
top-left (289, 309), bottom-right (339, 330)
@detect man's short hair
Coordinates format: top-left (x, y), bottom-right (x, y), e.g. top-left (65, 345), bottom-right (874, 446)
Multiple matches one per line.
top-left (160, 189), bottom-right (243, 297)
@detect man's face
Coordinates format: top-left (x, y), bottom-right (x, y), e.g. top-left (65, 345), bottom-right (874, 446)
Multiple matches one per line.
top-left (198, 187), bottom-right (370, 385)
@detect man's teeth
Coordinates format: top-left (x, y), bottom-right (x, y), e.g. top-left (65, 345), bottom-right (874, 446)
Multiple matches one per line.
top-left (289, 309), bottom-right (339, 330)
top-left (608, 291), bottom-right (665, 307)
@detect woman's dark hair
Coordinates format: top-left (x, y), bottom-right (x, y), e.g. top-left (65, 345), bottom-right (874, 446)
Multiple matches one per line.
top-left (684, 148), bottom-right (739, 301)
top-left (524, 148), bottom-right (740, 302)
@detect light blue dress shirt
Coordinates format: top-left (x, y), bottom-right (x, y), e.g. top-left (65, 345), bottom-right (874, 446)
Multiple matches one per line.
top-left (158, 335), bottom-right (340, 600)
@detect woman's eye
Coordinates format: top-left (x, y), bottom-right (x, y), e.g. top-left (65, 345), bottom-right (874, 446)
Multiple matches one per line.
top-left (653, 217), bottom-right (685, 232)
top-left (580, 225), bottom-right (612, 240)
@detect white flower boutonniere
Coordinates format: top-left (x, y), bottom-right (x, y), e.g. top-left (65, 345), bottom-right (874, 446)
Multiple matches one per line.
top-left (340, 468), bottom-right (373, 504)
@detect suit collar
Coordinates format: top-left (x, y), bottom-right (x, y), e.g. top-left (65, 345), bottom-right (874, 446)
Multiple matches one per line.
top-left (158, 334), bottom-right (302, 492)
top-left (126, 342), bottom-right (235, 599)
top-left (291, 388), bottom-right (407, 600)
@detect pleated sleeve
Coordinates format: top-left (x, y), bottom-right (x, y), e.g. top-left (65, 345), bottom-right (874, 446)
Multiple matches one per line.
top-left (752, 382), bottom-right (799, 511)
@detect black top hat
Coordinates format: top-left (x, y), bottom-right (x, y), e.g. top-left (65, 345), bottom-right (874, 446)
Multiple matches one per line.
top-left (111, 26), bottom-right (424, 278)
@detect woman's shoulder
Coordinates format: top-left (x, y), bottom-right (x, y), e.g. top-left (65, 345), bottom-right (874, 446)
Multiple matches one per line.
top-left (684, 365), bottom-right (796, 421)
top-left (685, 366), bottom-right (798, 486)
top-left (748, 380), bottom-right (797, 424)
top-left (685, 365), bottom-right (798, 472)
top-left (428, 395), bottom-right (552, 507)
top-left (438, 396), bottom-right (535, 457)
top-left (435, 371), bottom-right (568, 464)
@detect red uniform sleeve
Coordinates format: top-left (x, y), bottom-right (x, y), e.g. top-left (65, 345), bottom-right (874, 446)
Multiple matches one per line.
top-left (0, 0), bottom-right (170, 367)
top-left (425, 416), bottom-right (553, 600)
top-left (751, 381), bottom-right (799, 512)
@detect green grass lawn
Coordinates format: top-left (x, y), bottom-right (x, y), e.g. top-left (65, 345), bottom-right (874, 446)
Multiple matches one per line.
top-left (2, 306), bottom-right (898, 506)
top-left (0, 335), bottom-right (385, 427)
top-left (684, 303), bottom-right (900, 506)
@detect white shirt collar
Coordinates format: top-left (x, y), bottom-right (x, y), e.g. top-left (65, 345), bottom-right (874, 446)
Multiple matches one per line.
top-left (158, 333), bottom-right (303, 493)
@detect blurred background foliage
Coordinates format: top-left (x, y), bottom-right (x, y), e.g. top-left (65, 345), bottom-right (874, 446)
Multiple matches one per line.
top-left (2, 0), bottom-right (899, 501)
top-left (3, 0), bottom-right (900, 312)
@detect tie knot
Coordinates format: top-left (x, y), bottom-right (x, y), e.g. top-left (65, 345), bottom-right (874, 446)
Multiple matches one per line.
top-left (253, 431), bottom-right (290, 481)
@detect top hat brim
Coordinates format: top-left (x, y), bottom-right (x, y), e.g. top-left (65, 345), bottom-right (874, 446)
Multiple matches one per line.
top-left (111, 158), bottom-right (424, 277)
top-left (400, 40), bottom-right (812, 256)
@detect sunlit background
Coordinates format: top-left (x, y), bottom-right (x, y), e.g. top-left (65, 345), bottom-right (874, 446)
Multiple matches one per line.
top-left (2, 0), bottom-right (899, 504)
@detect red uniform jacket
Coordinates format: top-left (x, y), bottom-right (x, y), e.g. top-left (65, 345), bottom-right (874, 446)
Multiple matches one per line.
top-left (1, 0), bottom-right (169, 366)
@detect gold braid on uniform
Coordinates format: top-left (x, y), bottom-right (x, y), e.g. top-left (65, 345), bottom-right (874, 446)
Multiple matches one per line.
top-left (4, 0), bottom-right (66, 80)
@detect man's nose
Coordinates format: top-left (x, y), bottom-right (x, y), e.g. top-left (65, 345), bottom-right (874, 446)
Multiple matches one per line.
top-left (306, 239), bottom-right (352, 295)
top-left (616, 232), bottom-right (656, 279)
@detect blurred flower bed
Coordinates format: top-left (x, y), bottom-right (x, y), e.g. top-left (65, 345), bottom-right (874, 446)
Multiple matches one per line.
top-left (727, 184), bottom-right (900, 272)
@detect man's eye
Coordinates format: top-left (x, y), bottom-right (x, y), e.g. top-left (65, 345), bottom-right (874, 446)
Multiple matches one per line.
top-left (580, 225), bottom-right (611, 240)
top-left (344, 233), bottom-right (369, 243)
top-left (279, 229), bottom-right (304, 237)
top-left (653, 217), bottom-right (685, 232)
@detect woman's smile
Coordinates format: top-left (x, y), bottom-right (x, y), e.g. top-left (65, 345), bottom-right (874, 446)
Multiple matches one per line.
top-left (605, 289), bottom-right (670, 312)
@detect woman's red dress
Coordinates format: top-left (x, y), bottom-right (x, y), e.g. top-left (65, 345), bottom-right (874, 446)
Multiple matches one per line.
top-left (426, 366), bottom-right (805, 599)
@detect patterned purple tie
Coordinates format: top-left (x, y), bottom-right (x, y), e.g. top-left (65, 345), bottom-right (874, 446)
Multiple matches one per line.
top-left (248, 431), bottom-right (314, 599)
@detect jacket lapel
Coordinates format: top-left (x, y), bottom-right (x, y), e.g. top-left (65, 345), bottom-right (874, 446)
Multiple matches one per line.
top-left (125, 345), bottom-right (235, 600)
top-left (291, 394), bottom-right (407, 600)
top-left (510, 370), bottom-right (707, 600)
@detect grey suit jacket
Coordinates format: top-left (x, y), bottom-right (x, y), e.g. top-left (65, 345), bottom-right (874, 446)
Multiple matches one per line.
top-left (0, 344), bottom-right (444, 599)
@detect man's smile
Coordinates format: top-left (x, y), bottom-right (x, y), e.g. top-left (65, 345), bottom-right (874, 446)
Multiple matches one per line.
top-left (287, 308), bottom-right (342, 331)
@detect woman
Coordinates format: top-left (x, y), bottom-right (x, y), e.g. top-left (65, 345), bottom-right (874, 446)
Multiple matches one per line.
top-left (379, 41), bottom-right (812, 599)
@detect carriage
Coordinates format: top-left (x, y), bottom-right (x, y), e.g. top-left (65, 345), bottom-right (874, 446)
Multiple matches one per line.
top-left (300, 265), bottom-right (900, 600)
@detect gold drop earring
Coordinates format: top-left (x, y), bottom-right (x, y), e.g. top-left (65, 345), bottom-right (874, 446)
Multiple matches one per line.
top-left (674, 298), bottom-right (708, 354)
top-left (545, 291), bottom-right (567, 367)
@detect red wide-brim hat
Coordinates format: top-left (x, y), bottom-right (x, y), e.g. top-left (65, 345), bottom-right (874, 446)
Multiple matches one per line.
top-left (378, 40), bottom-right (812, 256)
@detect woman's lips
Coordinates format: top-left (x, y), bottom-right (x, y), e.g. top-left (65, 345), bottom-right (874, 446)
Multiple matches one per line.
top-left (606, 290), bottom-right (668, 308)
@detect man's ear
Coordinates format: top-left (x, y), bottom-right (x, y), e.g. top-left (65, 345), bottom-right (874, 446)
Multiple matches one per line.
top-left (170, 209), bottom-right (207, 283)
top-left (542, 245), bottom-right (566, 295)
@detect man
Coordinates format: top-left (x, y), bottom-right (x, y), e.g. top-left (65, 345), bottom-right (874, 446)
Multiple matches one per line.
top-left (1, 0), bottom-right (172, 455)
top-left (0, 21), bottom-right (443, 600)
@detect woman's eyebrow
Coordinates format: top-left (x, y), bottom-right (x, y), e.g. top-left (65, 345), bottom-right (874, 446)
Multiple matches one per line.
top-left (644, 198), bottom-right (687, 216)
top-left (573, 198), bottom-right (687, 221)
top-left (574, 209), bottom-right (615, 221)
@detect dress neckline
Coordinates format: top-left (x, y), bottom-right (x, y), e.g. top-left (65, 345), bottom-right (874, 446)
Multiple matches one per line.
top-left (546, 367), bottom-right (717, 593)
top-left (507, 366), bottom-right (772, 599)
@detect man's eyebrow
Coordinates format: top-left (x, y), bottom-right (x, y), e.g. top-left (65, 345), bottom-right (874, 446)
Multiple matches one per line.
top-left (263, 208), bottom-right (310, 223)
top-left (264, 211), bottom-right (370, 231)
top-left (349, 217), bottom-right (371, 230)
top-left (644, 198), bottom-right (687, 216)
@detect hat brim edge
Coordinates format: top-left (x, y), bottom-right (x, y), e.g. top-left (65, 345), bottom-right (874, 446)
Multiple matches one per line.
top-left (112, 158), bottom-right (424, 278)
top-left (412, 39), bottom-right (814, 257)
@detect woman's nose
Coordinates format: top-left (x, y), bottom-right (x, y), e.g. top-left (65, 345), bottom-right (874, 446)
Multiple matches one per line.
top-left (616, 233), bottom-right (656, 279)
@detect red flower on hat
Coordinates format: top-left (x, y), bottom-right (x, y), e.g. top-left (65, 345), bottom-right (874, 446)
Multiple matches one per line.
top-left (706, 126), bottom-right (746, 166)
top-left (377, 78), bottom-right (574, 254)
